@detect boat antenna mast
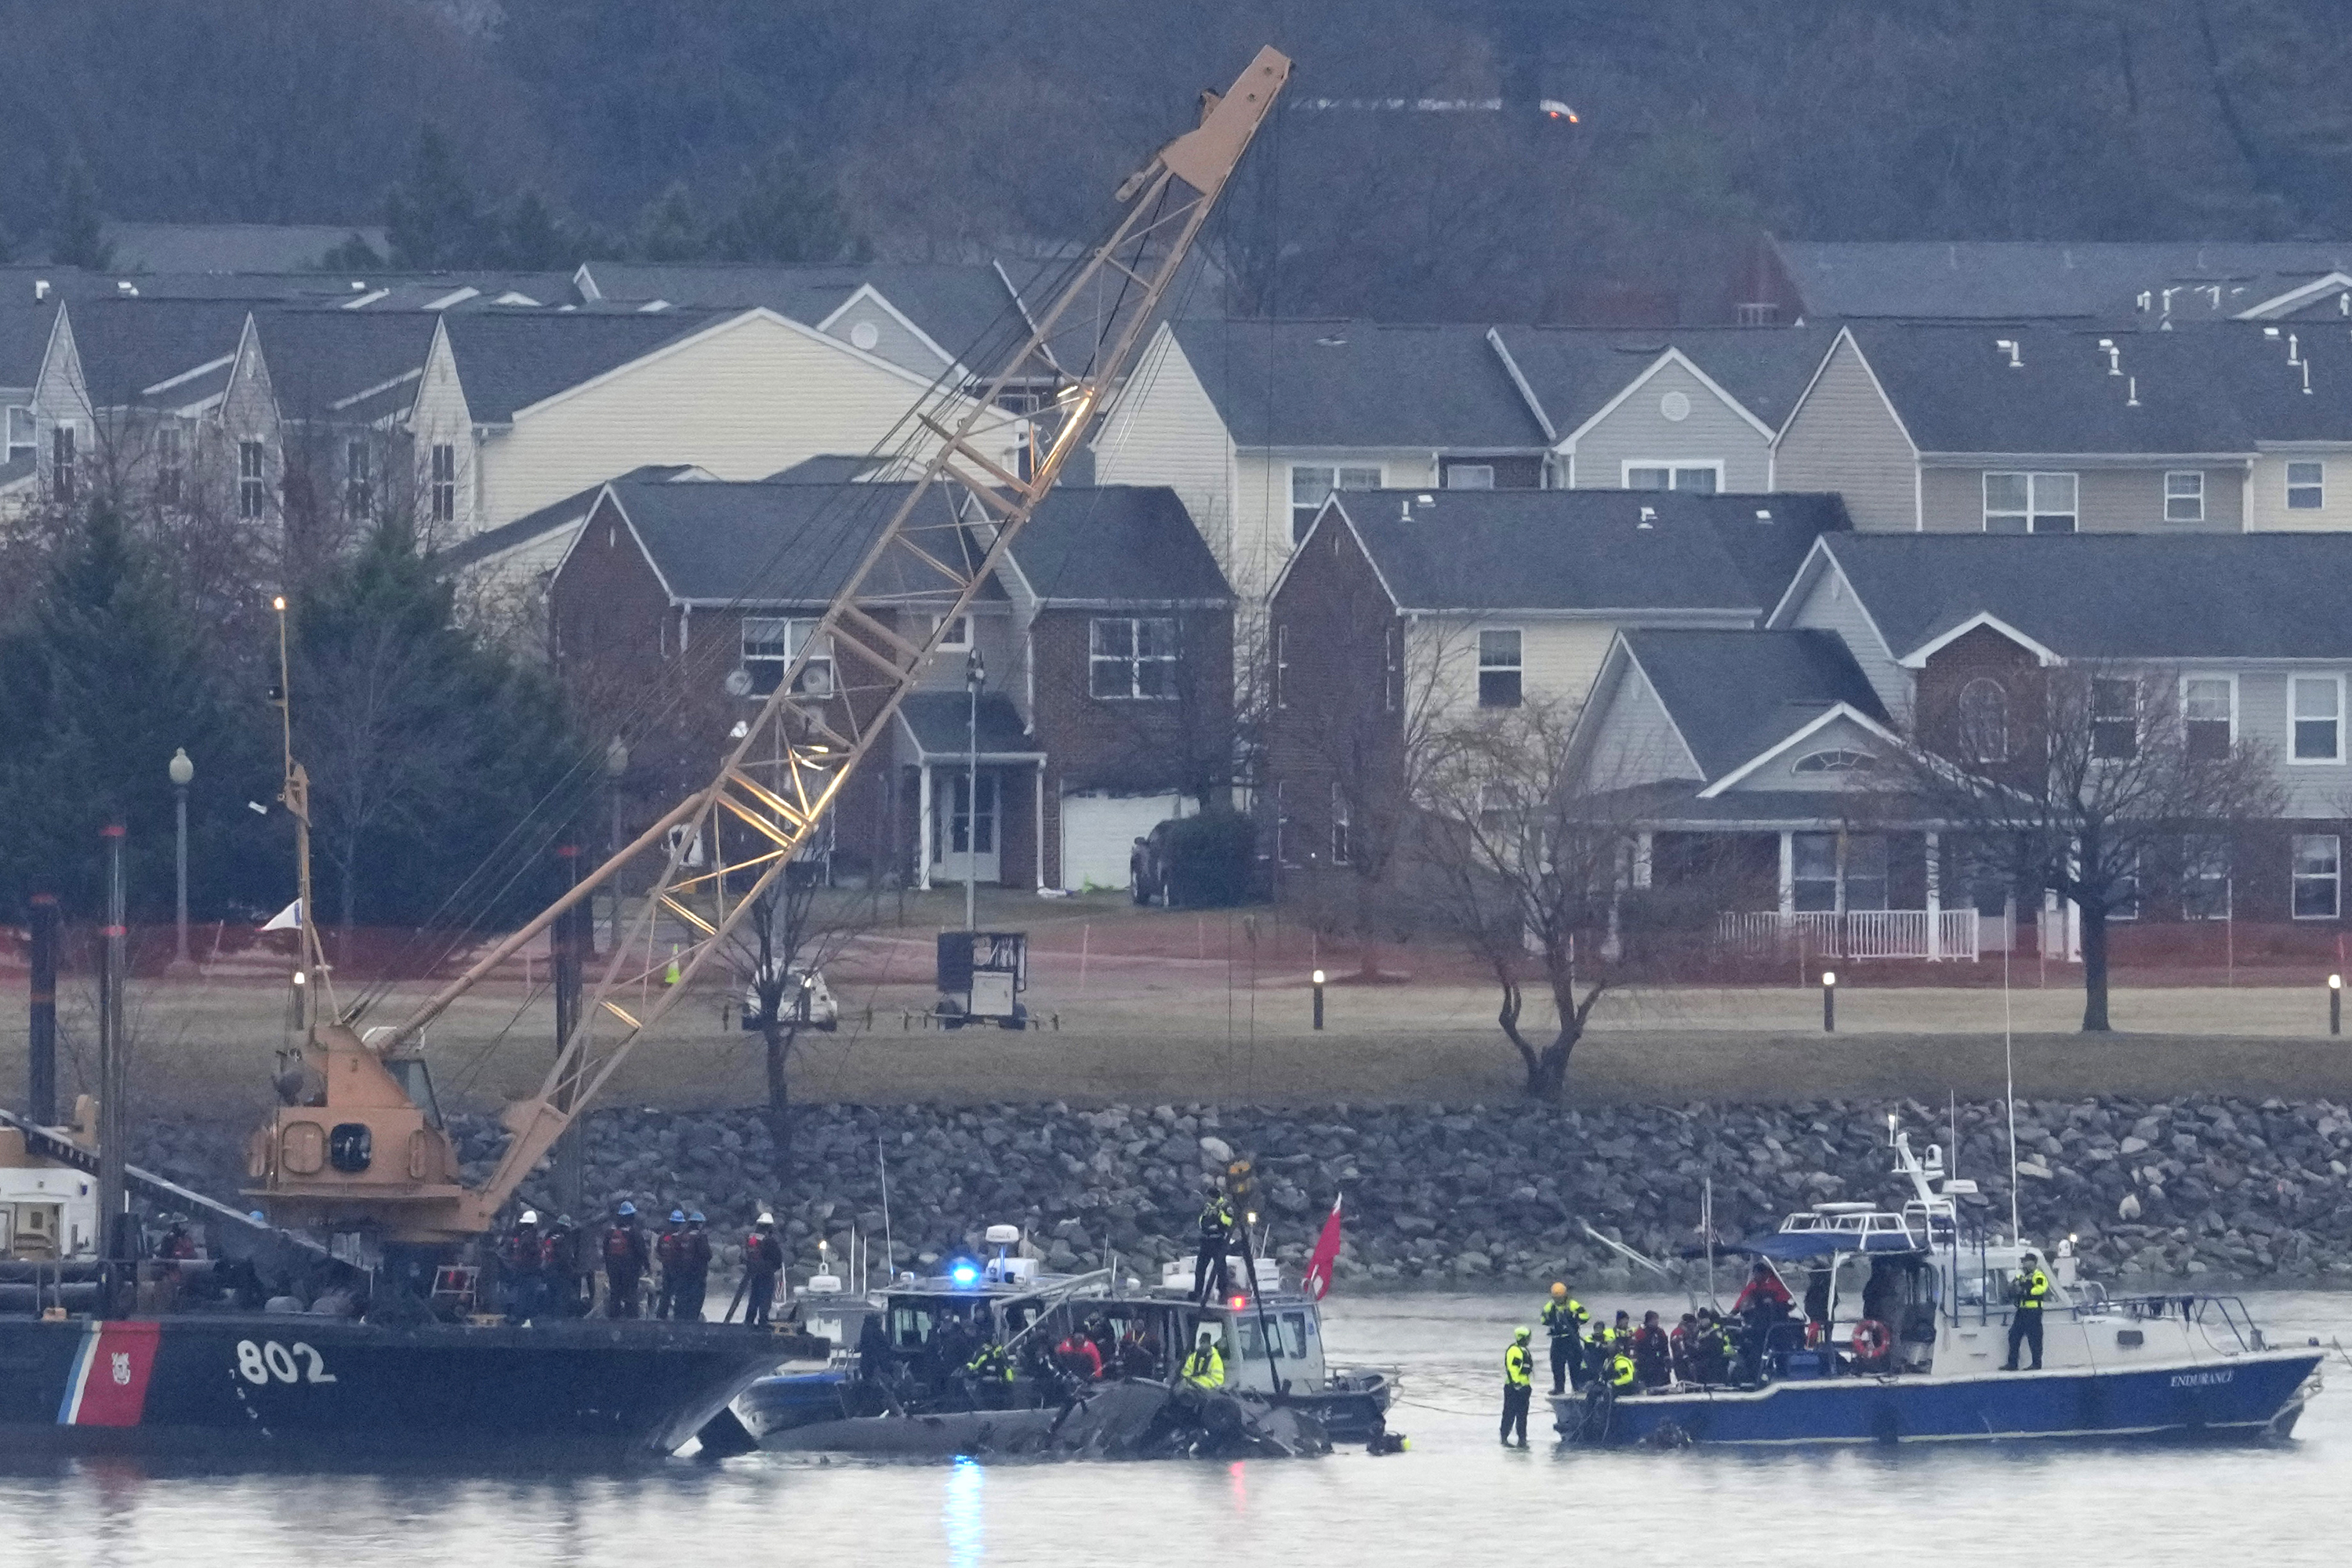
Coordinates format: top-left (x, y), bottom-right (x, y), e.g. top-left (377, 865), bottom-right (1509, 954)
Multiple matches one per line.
top-left (270, 593), bottom-right (333, 1034)
top-left (376, 47), bottom-right (1294, 1236)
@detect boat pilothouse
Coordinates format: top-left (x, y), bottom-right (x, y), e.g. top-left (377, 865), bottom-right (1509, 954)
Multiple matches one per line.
top-left (1555, 1119), bottom-right (2326, 1447)
top-left (733, 1225), bottom-right (1392, 1457)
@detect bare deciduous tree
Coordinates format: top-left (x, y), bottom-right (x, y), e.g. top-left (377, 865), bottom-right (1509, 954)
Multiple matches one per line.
top-left (1897, 663), bottom-right (2283, 1032)
top-left (727, 872), bottom-right (880, 1157)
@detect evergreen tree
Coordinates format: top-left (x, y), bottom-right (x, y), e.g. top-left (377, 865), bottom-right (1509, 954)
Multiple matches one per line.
top-left (495, 191), bottom-right (571, 270)
top-left (318, 231), bottom-right (387, 271)
top-left (633, 183), bottom-right (708, 262)
top-left (50, 154), bottom-right (112, 270)
top-left (0, 510), bottom-right (276, 920)
top-left (713, 147), bottom-right (859, 263)
top-left (384, 125), bottom-right (491, 269)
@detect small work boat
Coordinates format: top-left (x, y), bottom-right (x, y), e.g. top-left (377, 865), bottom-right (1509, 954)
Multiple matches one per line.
top-left (735, 1226), bottom-right (1392, 1458)
top-left (1554, 1123), bottom-right (2326, 1448)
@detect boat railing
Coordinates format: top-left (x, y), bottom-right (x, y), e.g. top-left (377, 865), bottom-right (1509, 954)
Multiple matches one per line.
top-left (2107, 1292), bottom-right (2261, 1352)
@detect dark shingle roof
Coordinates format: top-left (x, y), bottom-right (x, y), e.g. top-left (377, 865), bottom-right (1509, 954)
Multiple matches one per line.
top-left (1823, 534), bottom-right (2352, 661)
top-left (440, 310), bottom-right (722, 423)
top-left (437, 465), bottom-right (701, 572)
top-left (1166, 320), bottom-right (1548, 449)
top-left (1328, 488), bottom-right (1846, 612)
top-left (254, 309), bottom-right (438, 419)
top-left (1002, 485), bottom-right (1229, 605)
top-left (1774, 239), bottom-right (2352, 321)
top-left (898, 691), bottom-right (1040, 757)
top-left (605, 479), bottom-right (1004, 608)
top-left (1493, 325), bottom-right (1838, 438)
top-left (61, 298), bottom-right (257, 408)
top-left (1622, 628), bottom-right (1886, 780)
top-left (1842, 321), bottom-right (2352, 453)
top-left (0, 299), bottom-right (60, 387)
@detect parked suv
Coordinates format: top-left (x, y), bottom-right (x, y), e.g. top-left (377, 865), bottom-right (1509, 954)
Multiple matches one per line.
top-left (740, 965), bottom-right (840, 1031)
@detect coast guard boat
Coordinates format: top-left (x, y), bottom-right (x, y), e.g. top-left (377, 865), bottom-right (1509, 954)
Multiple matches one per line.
top-left (1555, 1122), bottom-right (2326, 1447)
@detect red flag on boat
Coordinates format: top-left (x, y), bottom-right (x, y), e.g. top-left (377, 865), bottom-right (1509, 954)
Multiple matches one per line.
top-left (1301, 1194), bottom-right (1344, 1300)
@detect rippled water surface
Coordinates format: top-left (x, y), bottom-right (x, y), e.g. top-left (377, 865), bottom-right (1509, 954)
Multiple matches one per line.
top-left (8, 1290), bottom-right (2346, 1567)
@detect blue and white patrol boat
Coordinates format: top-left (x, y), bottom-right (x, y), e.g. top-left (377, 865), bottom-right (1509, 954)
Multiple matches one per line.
top-left (1553, 1123), bottom-right (2326, 1447)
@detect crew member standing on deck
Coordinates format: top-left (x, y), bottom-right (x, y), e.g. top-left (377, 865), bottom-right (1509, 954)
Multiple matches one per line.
top-left (745, 1213), bottom-right (786, 1327)
top-left (677, 1211), bottom-right (713, 1320)
top-left (500, 1210), bottom-right (546, 1324)
top-left (1501, 1327), bottom-right (1535, 1446)
top-left (655, 1210), bottom-right (688, 1319)
top-left (602, 1202), bottom-right (649, 1318)
top-left (1541, 1283), bottom-right (1589, 1394)
top-left (2002, 1252), bottom-right (2053, 1371)
top-left (1192, 1182), bottom-right (1234, 1304)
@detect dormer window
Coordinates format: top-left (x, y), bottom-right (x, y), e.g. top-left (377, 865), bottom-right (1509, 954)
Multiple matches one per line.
top-left (1792, 749), bottom-right (1875, 774)
top-left (1957, 678), bottom-right (2009, 762)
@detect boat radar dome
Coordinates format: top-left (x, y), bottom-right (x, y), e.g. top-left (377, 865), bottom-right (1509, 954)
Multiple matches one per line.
top-left (985, 1223), bottom-right (1022, 1247)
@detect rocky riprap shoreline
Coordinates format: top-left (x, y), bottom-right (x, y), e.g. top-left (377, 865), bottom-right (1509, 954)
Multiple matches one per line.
top-left (133, 1094), bottom-right (2352, 1287)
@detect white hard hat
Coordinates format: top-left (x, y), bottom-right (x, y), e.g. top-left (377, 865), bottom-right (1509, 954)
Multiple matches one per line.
top-left (520, 1209), bottom-right (539, 1225)
top-left (757, 1212), bottom-right (775, 1225)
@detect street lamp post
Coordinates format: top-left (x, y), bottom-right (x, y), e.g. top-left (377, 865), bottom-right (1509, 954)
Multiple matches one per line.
top-left (965, 647), bottom-right (985, 933)
top-left (169, 747), bottom-right (194, 967)
top-left (1821, 970), bottom-right (1838, 1033)
top-left (1311, 969), bottom-right (1326, 1031)
top-left (604, 736), bottom-right (629, 955)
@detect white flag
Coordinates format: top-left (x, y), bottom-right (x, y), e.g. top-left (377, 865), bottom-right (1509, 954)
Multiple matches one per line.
top-left (260, 898), bottom-right (303, 932)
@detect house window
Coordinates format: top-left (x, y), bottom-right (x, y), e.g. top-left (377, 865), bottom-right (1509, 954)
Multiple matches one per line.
top-left (931, 614), bottom-right (970, 651)
top-left (1274, 624), bottom-right (1288, 710)
top-left (238, 440), bottom-right (267, 519)
top-left (1984, 471), bottom-right (2077, 533)
top-left (1330, 782), bottom-right (1351, 865)
top-left (2164, 470), bottom-right (2205, 524)
top-left (1383, 622), bottom-right (1401, 713)
top-left (1274, 780), bottom-right (1298, 867)
top-left (430, 442), bottom-right (456, 523)
top-left (1477, 629), bottom-right (1523, 707)
top-left (2182, 836), bottom-right (2231, 920)
top-left (2181, 675), bottom-right (2234, 760)
top-left (345, 440), bottom-right (373, 518)
top-left (5, 405), bottom-right (31, 464)
top-left (1289, 464), bottom-right (1380, 545)
top-left (155, 425), bottom-right (183, 505)
top-left (1624, 462), bottom-right (1720, 493)
top-left (50, 424), bottom-right (74, 503)
top-left (1791, 749), bottom-right (1875, 774)
top-left (2294, 835), bottom-right (2342, 920)
top-left (1089, 616), bottom-right (1178, 699)
top-left (1958, 678), bottom-right (2009, 762)
top-left (2291, 674), bottom-right (2343, 762)
top-left (1842, 834), bottom-right (1889, 911)
top-left (2111, 851), bottom-right (2141, 921)
top-left (1443, 463), bottom-right (1495, 490)
top-left (2288, 460), bottom-right (2325, 510)
top-left (2091, 677), bottom-right (2137, 760)
top-left (1791, 833), bottom-right (1838, 912)
top-left (741, 618), bottom-right (832, 697)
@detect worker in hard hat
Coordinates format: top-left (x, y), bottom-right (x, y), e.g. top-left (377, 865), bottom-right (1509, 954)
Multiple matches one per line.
top-left (744, 1212), bottom-right (786, 1327)
top-left (500, 1210), bottom-right (546, 1324)
top-left (677, 1211), bottom-right (713, 1321)
top-left (1541, 1282), bottom-right (1590, 1394)
top-left (601, 1201), bottom-right (649, 1319)
top-left (1501, 1327), bottom-right (1535, 1446)
top-left (1181, 1326), bottom-right (1225, 1389)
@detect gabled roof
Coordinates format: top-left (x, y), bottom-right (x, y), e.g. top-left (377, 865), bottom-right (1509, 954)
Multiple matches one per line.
top-left (0, 298), bottom-right (62, 387)
top-left (1821, 533), bottom-right (2352, 662)
top-left (997, 485), bottom-right (1229, 606)
top-left (253, 309), bottom-right (439, 419)
top-left (1491, 325), bottom-right (1838, 441)
top-left (1165, 319), bottom-right (1548, 449)
top-left (436, 309), bottom-right (724, 423)
top-left (597, 478), bottom-right (1006, 608)
top-left (574, 262), bottom-right (1021, 367)
top-left (1773, 238), bottom-right (2352, 321)
top-left (54, 298), bottom-right (259, 409)
top-left (1621, 628), bottom-right (1888, 782)
top-left (896, 691), bottom-right (1041, 760)
top-left (1314, 488), bottom-right (1846, 614)
top-left (437, 464), bottom-right (705, 572)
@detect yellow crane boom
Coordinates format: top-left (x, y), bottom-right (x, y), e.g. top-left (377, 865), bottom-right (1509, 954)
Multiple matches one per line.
top-left (361, 47), bottom-right (1290, 1238)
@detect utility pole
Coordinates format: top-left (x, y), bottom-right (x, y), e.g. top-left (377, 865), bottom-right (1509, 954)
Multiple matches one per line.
top-left (27, 893), bottom-right (57, 1126)
top-left (98, 823), bottom-right (128, 1289)
top-left (169, 747), bottom-right (194, 967)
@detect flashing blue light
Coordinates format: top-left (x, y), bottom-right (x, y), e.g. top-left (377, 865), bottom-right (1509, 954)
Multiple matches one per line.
top-left (950, 1262), bottom-right (980, 1287)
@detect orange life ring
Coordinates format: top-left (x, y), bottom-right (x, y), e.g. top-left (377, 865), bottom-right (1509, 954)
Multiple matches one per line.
top-left (1851, 1319), bottom-right (1892, 1362)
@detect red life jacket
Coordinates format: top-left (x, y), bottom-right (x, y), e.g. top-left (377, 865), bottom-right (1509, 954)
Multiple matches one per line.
top-left (656, 1231), bottom-right (684, 1268)
top-left (604, 1225), bottom-right (638, 1263)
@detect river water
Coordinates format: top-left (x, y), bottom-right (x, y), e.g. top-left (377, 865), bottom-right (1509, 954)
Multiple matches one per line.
top-left (7, 1290), bottom-right (2346, 1568)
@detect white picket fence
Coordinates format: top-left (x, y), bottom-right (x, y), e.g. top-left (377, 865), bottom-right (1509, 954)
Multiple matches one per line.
top-left (1715, 909), bottom-right (1981, 961)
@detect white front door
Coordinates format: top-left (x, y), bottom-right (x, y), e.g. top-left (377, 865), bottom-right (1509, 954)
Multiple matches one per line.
top-left (933, 769), bottom-right (1000, 885)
